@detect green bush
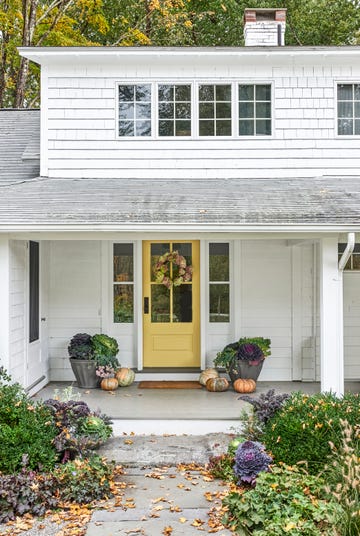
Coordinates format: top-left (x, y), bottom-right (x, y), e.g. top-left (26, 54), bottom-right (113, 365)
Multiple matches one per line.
top-left (55, 455), bottom-right (114, 503)
top-left (222, 464), bottom-right (339, 536)
top-left (262, 391), bottom-right (360, 473)
top-left (0, 369), bottom-right (58, 473)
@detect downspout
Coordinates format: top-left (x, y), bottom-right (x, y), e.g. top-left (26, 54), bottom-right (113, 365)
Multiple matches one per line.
top-left (338, 233), bottom-right (355, 271)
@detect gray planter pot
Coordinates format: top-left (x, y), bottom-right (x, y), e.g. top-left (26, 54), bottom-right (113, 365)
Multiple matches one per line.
top-left (70, 358), bottom-right (98, 389)
top-left (228, 359), bottom-right (264, 383)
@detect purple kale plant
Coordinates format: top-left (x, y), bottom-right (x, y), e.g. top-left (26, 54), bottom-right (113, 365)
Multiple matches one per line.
top-left (237, 343), bottom-right (264, 365)
top-left (239, 389), bottom-right (290, 426)
top-left (233, 441), bottom-right (272, 486)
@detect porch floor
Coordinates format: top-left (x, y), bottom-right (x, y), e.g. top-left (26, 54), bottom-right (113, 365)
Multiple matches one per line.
top-left (33, 380), bottom-right (360, 435)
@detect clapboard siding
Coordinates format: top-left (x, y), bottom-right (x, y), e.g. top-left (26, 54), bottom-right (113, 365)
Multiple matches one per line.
top-left (344, 273), bottom-right (360, 379)
top-left (9, 241), bottom-right (26, 384)
top-left (42, 54), bottom-right (360, 178)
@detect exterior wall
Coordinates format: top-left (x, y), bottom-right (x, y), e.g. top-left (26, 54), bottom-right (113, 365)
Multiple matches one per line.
top-left (43, 54), bottom-right (360, 179)
top-left (344, 272), bottom-right (360, 379)
top-left (9, 240), bottom-right (26, 384)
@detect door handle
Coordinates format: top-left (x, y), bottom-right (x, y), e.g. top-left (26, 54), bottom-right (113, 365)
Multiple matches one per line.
top-left (144, 297), bottom-right (149, 314)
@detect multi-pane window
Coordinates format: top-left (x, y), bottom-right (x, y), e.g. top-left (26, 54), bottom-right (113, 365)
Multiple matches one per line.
top-left (158, 85), bottom-right (192, 136)
top-left (337, 84), bottom-right (360, 136)
top-left (118, 84), bottom-right (151, 137)
top-left (239, 84), bottom-right (271, 136)
top-left (113, 244), bottom-right (134, 323)
top-left (199, 84), bottom-right (232, 136)
top-left (338, 243), bottom-right (360, 270)
top-left (209, 243), bottom-right (230, 323)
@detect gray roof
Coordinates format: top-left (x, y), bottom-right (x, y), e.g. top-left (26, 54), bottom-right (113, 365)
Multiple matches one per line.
top-left (0, 109), bottom-right (40, 185)
top-left (1, 176), bottom-right (360, 230)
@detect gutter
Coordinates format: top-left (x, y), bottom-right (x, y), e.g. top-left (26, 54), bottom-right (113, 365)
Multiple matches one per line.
top-left (338, 233), bottom-right (355, 271)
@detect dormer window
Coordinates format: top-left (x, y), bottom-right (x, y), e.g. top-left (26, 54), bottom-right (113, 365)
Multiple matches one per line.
top-left (118, 84), bottom-right (152, 137)
top-left (337, 84), bottom-right (360, 136)
top-left (239, 84), bottom-right (271, 136)
top-left (198, 84), bottom-right (232, 136)
top-left (158, 84), bottom-right (192, 137)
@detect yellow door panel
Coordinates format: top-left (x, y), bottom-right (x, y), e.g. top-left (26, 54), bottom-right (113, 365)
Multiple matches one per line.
top-left (143, 240), bottom-right (200, 368)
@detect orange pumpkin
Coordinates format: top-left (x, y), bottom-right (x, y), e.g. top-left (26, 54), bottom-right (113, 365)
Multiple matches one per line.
top-left (206, 377), bottom-right (229, 392)
top-left (100, 377), bottom-right (118, 391)
top-left (199, 368), bottom-right (219, 386)
top-left (116, 367), bottom-right (135, 387)
top-left (233, 378), bottom-right (256, 393)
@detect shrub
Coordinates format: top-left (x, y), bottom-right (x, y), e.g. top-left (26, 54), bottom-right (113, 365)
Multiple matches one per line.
top-left (0, 370), bottom-right (58, 473)
top-left (262, 391), bottom-right (360, 473)
top-left (222, 464), bottom-right (340, 536)
top-left (207, 454), bottom-right (236, 482)
top-left (0, 458), bottom-right (58, 523)
top-left (233, 441), bottom-right (272, 486)
top-left (44, 399), bottom-right (112, 462)
top-left (324, 420), bottom-right (360, 536)
top-left (55, 455), bottom-right (114, 503)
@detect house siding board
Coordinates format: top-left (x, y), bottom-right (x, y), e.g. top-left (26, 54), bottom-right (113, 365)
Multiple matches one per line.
top-left (9, 241), bottom-right (26, 384)
top-left (344, 273), bottom-right (360, 379)
top-left (41, 57), bottom-right (360, 179)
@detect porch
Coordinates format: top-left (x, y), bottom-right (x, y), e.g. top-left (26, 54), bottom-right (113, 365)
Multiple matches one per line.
top-left (33, 380), bottom-right (360, 435)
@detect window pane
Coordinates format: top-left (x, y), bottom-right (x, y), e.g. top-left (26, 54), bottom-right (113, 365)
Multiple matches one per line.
top-left (175, 120), bottom-right (191, 136)
top-left (355, 119), bottom-right (360, 135)
top-left (159, 102), bottom-right (174, 119)
top-left (209, 243), bottom-right (229, 281)
top-left (338, 84), bottom-right (353, 100)
top-left (136, 85), bottom-right (151, 101)
top-left (119, 86), bottom-right (134, 101)
top-left (338, 102), bottom-right (353, 118)
top-left (256, 119), bottom-right (271, 135)
top-left (151, 285), bottom-right (170, 323)
top-left (256, 102), bottom-right (271, 118)
top-left (355, 102), bottom-right (360, 117)
top-left (338, 119), bottom-right (353, 135)
top-left (175, 85), bottom-right (191, 101)
top-left (173, 285), bottom-right (192, 323)
top-left (239, 120), bottom-right (254, 136)
top-left (199, 85), bottom-right (214, 101)
top-left (119, 121), bottom-right (134, 136)
top-left (173, 243), bottom-right (192, 279)
top-left (151, 243), bottom-right (170, 281)
top-left (216, 120), bottom-right (231, 136)
top-left (175, 103), bottom-right (191, 119)
top-left (158, 85), bottom-right (174, 101)
top-left (114, 243), bottom-right (133, 282)
top-left (256, 84), bottom-right (271, 101)
top-left (199, 102), bottom-right (214, 119)
top-left (119, 103), bottom-right (134, 119)
top-left (239, 102), bottom-right (254, 118)
top-left (135, 121), bottom-right (151, 136)
top-left (352, 254), bottom-right (360, 269)
top-left (114, 285), bottom-right (133, 323)
top-left (199, 120), bottom-right (214, 136)
top-left (29, 241), bottom-right (39, 343)
top-left (216, 85), bottom-right (231, 101)
top-left (355, 84), bottom-right (360, 100)
top-left (239, 85), bottom-right (254, 101)
top-left (159, 120), bottom-right (174, 136)
top-left (209, 284), bottom-right (229, 323)
top-left (216, 102), bottom-right (231, 118)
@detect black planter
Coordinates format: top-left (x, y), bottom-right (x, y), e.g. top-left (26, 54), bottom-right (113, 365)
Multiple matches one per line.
top-left (228, 359), bottom-right (264, 383)
top-left (70, 358), bottom-right (98, 389)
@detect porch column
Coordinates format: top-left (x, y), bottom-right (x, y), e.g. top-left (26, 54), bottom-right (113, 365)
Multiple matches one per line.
top-left (319, 237), bottom-right (344, 396)
top-left (0, 237), bottom-right (10, 372)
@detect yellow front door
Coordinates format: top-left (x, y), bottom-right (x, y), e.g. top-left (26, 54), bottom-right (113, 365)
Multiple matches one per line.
top-left (143, 240), bottom-right (200, 367)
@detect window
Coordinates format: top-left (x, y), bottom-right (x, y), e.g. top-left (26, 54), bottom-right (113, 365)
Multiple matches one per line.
top-left (113, 244), bottom-right (134, 322)
top-left (337, 84), bottom-right (360, 135)
top-left (118, 84), bottom-right (151, 137)
top-left (29, 241), bottom-right (39, 342)
top-left (158, 84), bottom-right (191, 136)
top-left (239, 84), bottom-right (271, 136)
top-left (338, 243), bottom-right (360, 270)
top-left (199, 84), bottom-right (232, 136)
top-left (209, 243), bottom-right (230, 322)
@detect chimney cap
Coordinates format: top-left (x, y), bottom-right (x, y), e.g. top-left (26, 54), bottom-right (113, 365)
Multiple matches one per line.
top-left (244, 7), bottom-right (287, 22)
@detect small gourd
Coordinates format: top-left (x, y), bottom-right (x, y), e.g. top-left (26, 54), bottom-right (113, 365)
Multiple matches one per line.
top-left (233, 378), bottom-right (256, 393)
top-left (206, 377), bottom-right (229, 392)
top-left (100, 377), bottom-right (118, 391)
top-left (199, 368), bottom-right (219, 386)
top-left (116, 367), bottom-right (135, 387)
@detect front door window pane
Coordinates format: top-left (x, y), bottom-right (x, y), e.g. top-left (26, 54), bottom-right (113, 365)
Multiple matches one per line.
top-left (173, 285), bottom-right (192, 323)
top-left (151, 285), bottom-right (170, 323)
top-left (151, 243), bottom-right (170, 282)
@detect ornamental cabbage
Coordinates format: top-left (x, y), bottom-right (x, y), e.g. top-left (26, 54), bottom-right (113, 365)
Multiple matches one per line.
top-left (233, 440), bottom-right (272, 485)
top-left (92, 334), bottom-right (119, 359)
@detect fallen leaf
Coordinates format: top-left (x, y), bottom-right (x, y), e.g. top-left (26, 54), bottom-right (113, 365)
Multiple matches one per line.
top-left (162, 526), bottom-right (173, 535)
top-left (179, 517), bottom-right (187, 523)
top-left (124, 439), bottom-right (134, 445)
top-left (191, 519), bottom-right (205, 527)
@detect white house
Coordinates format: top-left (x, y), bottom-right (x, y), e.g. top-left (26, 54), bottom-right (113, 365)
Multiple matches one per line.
top-left (1, 8), bottom-right (360, 396)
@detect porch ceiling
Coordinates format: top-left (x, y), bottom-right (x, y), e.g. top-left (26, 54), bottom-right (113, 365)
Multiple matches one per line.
top-left (1, 175), bottom-right (360, 231)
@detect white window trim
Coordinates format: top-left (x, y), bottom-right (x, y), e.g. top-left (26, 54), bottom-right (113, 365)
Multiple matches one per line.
top-left (110, 240), bottom-right (137, 328)
top-left (115, 79), bottom-right (275, 141)
top-left (334, 80), bottom-right (360, 139)
top-left (206, 240), bottom-right (232, 326)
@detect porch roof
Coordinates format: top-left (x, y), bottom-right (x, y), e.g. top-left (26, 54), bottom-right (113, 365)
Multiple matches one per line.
top-left (1, 175), bottom-right (360, 232)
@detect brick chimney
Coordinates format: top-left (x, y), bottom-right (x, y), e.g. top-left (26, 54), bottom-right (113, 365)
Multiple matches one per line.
top-left (244, 8), bottom-right (286, 46)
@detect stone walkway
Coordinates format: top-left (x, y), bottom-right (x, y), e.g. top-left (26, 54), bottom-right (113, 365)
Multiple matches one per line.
top-left (85, 434), bottom-right (234, 535)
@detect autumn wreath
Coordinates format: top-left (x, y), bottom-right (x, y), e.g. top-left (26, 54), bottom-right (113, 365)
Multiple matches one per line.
top-left (154, 250), bottom-right (193, 289)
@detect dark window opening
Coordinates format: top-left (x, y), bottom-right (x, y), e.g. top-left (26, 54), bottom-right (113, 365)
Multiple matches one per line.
top-left (29, 241), bottom-right (39, 343)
